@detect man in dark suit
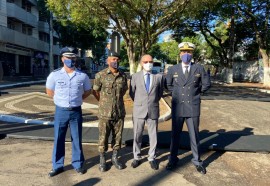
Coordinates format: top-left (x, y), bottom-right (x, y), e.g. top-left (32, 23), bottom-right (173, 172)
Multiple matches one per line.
top-left (129, 54), bottom-right (163, 170)
top-left (165, 42), bottom-right (211, 174)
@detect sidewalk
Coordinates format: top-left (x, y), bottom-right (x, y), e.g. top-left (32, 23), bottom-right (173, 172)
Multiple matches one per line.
top-left (0, 77), bottom-right (171, 127)
top-left (0, 76), bottom-right (46, 89)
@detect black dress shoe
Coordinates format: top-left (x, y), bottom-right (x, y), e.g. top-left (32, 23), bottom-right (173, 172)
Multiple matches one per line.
top-left (76, 167), bottom-right (87, 175)
top-left (196, 165), bottom-right (206, 174)
top-left (131, 160), bottom-right (141, 168)
top-left (48, 168), bottom-right (64, 177)
top-left (166, 161), bottom-right (177, 170)
top-left (149, 160), bottom-right (159, 170)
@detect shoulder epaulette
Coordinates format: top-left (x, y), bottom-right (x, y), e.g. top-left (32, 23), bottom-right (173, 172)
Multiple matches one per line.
top-left (53, 68), bottom-right (62, 72)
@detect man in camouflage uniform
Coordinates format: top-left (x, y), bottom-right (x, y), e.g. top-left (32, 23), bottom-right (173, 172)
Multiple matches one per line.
top-left (93, 51), bottom-right (128, 172)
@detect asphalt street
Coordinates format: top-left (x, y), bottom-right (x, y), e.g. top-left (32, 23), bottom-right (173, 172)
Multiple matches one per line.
top-left (0, 78), bottom-right (270, 185)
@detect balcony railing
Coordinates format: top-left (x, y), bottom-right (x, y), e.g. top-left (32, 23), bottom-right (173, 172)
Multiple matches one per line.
top-left (0, 25), bottom-right (60, 55)
top-left (27, 0), bottom-right (37, 6)
top-left (38, 21), bottom-right (49, 33)
top-left (6, 2), bottom-right (37, 28)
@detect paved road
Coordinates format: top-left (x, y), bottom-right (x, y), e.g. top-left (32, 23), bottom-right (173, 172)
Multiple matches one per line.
top-left (0, 84), bottom-right (170, 128)
top-left (1, 79), bottom-right (270, 185)
top-left (0, 137), bottom-right (269, 186)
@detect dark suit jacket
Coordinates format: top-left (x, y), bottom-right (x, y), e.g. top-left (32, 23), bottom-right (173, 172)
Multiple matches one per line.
top-left (129, 71), bottom-right (163, 119)
top-left (165, 63), bottom-right (211, 117)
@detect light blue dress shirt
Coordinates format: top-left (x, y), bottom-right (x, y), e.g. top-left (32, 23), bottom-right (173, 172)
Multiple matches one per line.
top-left (46, 68), bottom-right (91, 108)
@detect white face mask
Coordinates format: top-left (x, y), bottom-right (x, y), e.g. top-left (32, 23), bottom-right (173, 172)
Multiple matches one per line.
top-left (143, 63), bottom-right (153, 72)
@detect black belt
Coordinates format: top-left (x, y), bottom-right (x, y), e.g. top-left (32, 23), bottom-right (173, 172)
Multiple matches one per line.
top-left (58, 106), bottom-right (81, 110)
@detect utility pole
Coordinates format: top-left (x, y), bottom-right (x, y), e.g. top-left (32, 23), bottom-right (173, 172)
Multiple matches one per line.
top-left (49, 12), bottom-right (54, 72)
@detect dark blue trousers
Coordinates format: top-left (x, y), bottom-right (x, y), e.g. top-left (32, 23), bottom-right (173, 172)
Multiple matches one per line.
top-left (169, 116), bottom-right (202, 166)
top-left (52, 106), bottom-right (84, 170)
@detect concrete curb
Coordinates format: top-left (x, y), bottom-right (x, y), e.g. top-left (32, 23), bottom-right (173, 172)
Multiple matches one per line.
top-left (158, 98), bottom-right (171, 123)
top-left (0, 114), bottom-right (53, 125)
top-left (0, 112), bottom-right (170, 129)
top-left (0, 98), bottom-right (172, 128)
top-left (0, 80), bottom-right (172, 128)
top-left (248, 87), bottom-right (270, 94)
top-left (0, 80), bottom-right (46, 89)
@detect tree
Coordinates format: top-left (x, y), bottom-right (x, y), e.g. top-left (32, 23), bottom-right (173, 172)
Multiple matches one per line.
top-left (38, 0), bottom-right (107, 56)
top-left (148, 44), bottom-right (167, 63)
top-left (46, 0), bottom-right (192, 74)
top-left (172, 1), bottom-right (238, 83)
top-left (158, 41), bottom-right (179, 64)
top-left (236, 0), bottom-right (270, 87)
top-left (53, 22), bottom-right (107, 51)
top-left (172, 0), bottom-right (270, 86)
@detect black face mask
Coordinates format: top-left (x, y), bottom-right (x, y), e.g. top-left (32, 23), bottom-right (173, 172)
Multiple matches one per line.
top-left (110, 61), bottom-right (119, 69)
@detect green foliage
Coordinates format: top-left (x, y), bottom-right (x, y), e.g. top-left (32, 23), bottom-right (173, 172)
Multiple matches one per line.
top-left (46, 0), bottom-right (269, 74)
top-left (42, 0), bottom-right (108, 56)
top-left (53, 22), bottom-right (108, 50)
top-left (148, 41), bottom-right (179, 64)
top-left (46, 0), bottom-right (192, 73)
top-left (172, 0), bottom-right (270, 68)
top-left (119, 41), bottom-right (129, 67)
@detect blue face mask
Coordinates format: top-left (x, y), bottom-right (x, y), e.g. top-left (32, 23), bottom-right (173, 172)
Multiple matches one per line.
top-left (181, 53), bottom-right (192, 64)
top-left (110, 61), bottom-right (119, 69)
top-left (63, 59), bottom-right (75, 68)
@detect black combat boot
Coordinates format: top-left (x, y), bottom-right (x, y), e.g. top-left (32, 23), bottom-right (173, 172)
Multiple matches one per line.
top-left (111, 150), bottom-right (124, 170)
top-left (99, 153), bottom-right (107, 172)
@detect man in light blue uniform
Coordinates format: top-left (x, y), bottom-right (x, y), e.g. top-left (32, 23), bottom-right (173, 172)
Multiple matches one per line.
top-left (46, 47), bottom-right (91, 177)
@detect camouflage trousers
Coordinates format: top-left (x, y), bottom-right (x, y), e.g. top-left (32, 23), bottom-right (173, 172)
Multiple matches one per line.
top-left (98, 118), bottom-right (124, 153)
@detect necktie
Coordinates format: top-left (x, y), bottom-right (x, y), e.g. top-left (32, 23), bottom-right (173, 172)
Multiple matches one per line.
top-left (145, 73), bottom-right (150, 93)
top-left (184, 66), bottom-right (189, 79)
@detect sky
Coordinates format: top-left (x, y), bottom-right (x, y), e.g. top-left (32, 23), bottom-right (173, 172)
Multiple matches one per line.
top-left (158, 30), bottom-right (172, 43)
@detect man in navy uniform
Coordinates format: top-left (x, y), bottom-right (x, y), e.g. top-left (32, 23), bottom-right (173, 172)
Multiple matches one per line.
top-left (165, 42), bottom-right (211, 174)
top-left (46, 47), bottom-right (91, 177)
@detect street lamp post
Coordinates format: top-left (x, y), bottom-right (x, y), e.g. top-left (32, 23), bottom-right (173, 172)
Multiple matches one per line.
top-left (49, 12), bottom-right (54, 72)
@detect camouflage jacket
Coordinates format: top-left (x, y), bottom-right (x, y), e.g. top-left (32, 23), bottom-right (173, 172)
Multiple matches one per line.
top-left (93, 68), bottom-right (128, 119)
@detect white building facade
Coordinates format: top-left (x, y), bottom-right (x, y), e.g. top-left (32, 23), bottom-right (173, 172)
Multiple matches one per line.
top-left (0, 0), bottom-right (60, 77)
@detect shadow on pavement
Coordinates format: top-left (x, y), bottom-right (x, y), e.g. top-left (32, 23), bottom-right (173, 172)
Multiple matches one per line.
top-left (73, 178), bottom-right (101, 186)
top-left (125, 127), bottom-right (257, 152)
top-left (125, 127), bottom-right (255, 185)
top-left (0, 122), bottom-right (53, 136)
top-left (203, 83), bottom-right (270, 102)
